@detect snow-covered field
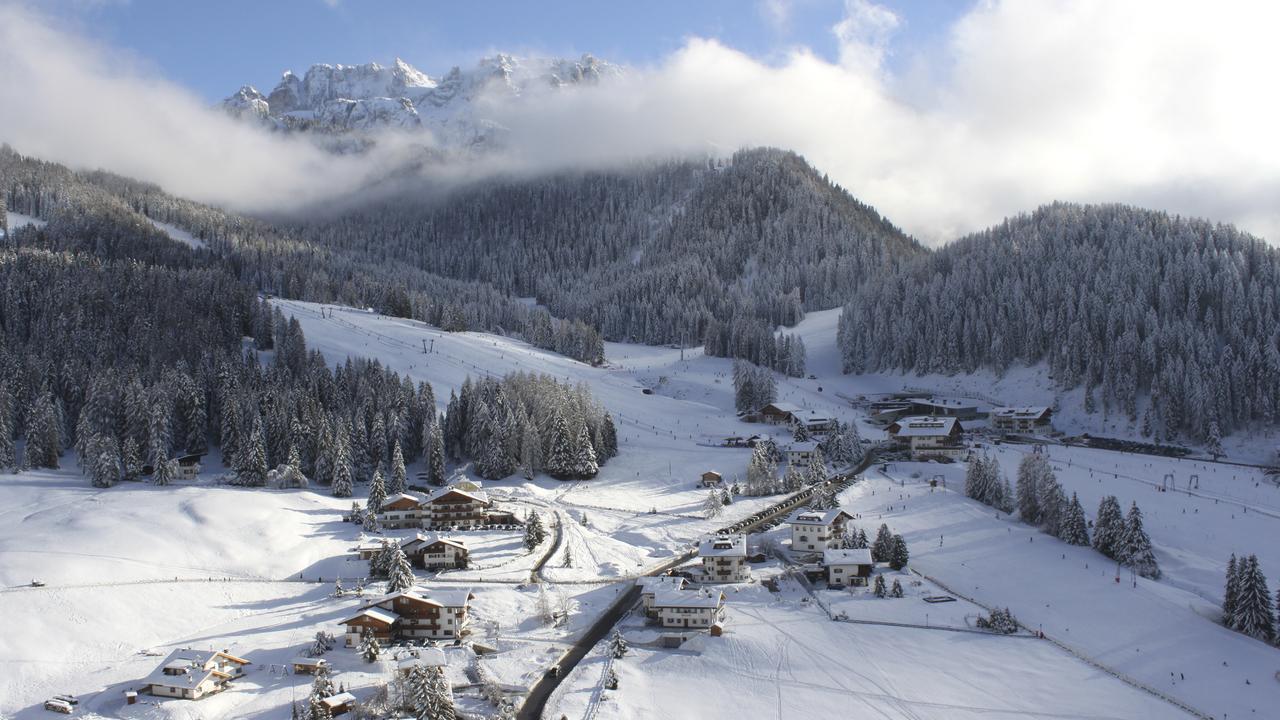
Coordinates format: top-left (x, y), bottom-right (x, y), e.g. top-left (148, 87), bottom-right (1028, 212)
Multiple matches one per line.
top-left (552, 581), bottom-right (1181, 720)
top-left (3, 297), bottom-right (1276, 719)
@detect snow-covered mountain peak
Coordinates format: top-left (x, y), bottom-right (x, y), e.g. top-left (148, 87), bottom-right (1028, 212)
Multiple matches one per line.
top-left (219, 53), bottom-right (622, 146)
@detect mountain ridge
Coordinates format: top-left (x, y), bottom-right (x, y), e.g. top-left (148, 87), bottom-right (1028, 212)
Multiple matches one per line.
top-left (221, 54), bottom-right (622, 148)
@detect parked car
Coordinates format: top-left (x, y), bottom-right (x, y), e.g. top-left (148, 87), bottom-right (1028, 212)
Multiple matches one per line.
top-left (43, 699), bottom-right (73, 714)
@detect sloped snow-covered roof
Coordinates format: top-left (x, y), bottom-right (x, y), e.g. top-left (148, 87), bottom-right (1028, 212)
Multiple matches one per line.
top-left (652, 589), bottom-right (725, 609)
top-left (698, 535), bottom-right (747, 558)
top-left (638, 576), bottom-right (686, 593)
top-left (427, 588), bottom-right (475, 608)
top-left (786, 508), bottom-right (852, 527)
top-left (141, 649), bottom-right (248, 692)
top-left (340, 606), bottom-right (399, 626)
top-left (322, 692), bottom-right (356, 709)
top-left (425, 486), bottom-right (490, 505)
top-left (785, 441), bottom-right (820, 453)
top-left (761, 402), bottom-right (802, 415)
top-left (401, 532), bottom-right (466, 550)
top-left (824, 548), bottom-right (873, 566)
top-left (992, 406), bottom-right (1051, 419)
top-left (382, 492), bottom-right (422, 507)
top-left (888, 416), bottom-right (960, 437)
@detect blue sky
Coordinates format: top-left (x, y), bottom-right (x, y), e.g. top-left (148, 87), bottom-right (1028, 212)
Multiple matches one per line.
top-left (47, 0), bottom-right (969, 100)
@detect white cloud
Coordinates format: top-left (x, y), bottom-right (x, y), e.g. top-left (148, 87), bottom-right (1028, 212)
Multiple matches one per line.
top-left (1, 1), bottom-right (1277, 244)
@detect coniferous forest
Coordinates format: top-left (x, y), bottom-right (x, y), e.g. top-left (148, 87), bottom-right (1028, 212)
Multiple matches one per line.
top-left (8, 144), bottom-right (1280, 450)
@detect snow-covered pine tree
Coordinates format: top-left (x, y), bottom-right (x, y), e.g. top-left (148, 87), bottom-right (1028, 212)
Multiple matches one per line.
top-left (121, 437), bottom-right (141, 481)
top-left (809, 484), bottom-right (836, 511)
top-left (363, 506), bottom-right (381, 533)
top-left (703, 490), bottom-right (723, 519)
top-left (997, 473), bottom-right (1015, 514)
top-left (368, 468), bottom-right (387, 513)
top-left (871, 524), bottom-right (894, 563)
top-left (370, 540), bottom-right (395, 579)
top-left (804, 446), bottom-right (828, 486)
top-left (88, 433), bottom-right (123, 488)
top-left (1207, 419), bottom-right (1225, 459)
top-left (1039, 476), bottom-right (1067, 537)
top-left (605, 666), bottom-right (619, 690)
top-left (1059, 493), bottom-right (1090, 546)
top-left (359, 627), bottom-right (381, 663)
top-left (888, 534), bottom-right (909, 570)
top-left (545, 412), bottom-right (576, 479)
top-left (890, 578), bottom-right (904, 598)
top-left (236, 415), bottom-right (268, 487)
top-left (425, 665), bottom-right (457, 720)
top-left (964, 454), bottom-right (986, 501)
top-left (1119, 501), bottom-right (1161, 579)
top-left (24, 391), bottom-right (61, 469)
top-left (598, 413), bottom-right (618, 461)
top-left (518, 415), bottom-right (541, 480)
top-left (1015, 454), bottom-right (1045, 524)
top-left (0, 385), bottom-right (16, 470)
top-left (425, 420), bottom-right (446, 488)
top-left (524, 511), bottom-right (546, 551)
top-left (1092, 495), bottom-right (1124, 559)
top-left (306, 664), bottom-right (336, 719)
top-left (1222, 554), bottom-right (1240, 628)
top-left (331, 426), bottom-right (354, 498)
top-left (1233, 555), bottom-right (1275, 642)
top-left (782, 462), bottom-right (803, 493)
top-left (745, 442), bottom-right (777, 496)
top-left (571, 420), bottom-right (599, 479)
top-left (873, 574), bottom-right (886, 597)
top-left (608, 629), bottom-right (628, 658)
top-left (386, 544), bottom-right (416, 593)
top-left (390, 440), bottom-right (407, 495)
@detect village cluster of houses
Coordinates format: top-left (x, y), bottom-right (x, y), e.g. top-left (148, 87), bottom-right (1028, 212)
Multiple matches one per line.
top-left (130, 649), bottom-right (251, 702)
top-left (375, 480), bottom-right (518, 531)
top-left (881, 404), bottom-right (1054, 460)
top-left (786, 507), bottom-right (875, 587)
top-left (338, 586), bottom-right (476, 647)
top-left (753, 402), bottom-right (838, 436)
top-left (354, 532), bottom-right (470, 570)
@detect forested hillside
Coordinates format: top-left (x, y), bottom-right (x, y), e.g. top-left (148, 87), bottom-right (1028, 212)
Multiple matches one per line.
top-left (283, 148), bottom-right (921, 353)
top-left (0, 146), bottom-right (607, 364)
top-left (838, 203), bottom-right (1280, 443)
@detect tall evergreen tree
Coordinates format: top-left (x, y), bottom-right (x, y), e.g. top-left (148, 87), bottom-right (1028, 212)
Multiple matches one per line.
top-left (1092, 495), bottom-right (1124, 559)
top-left (1059, 493), bottom-right (1090, 546)
top-left (0, 384), bottom-right (15, 470)
top-left (1119, 502), bottom-right (1161, 579)
top-left (1039, 475), bottom-right (1067, 537)
top-left (425, 420), bottom-right (446, 487)
top-left (386, 544), bottom-right (416, 593)
top-left (1233, 555), bottom-right (1275, 642)
top-left (571, 420), bottom-right (599, 479)
top-left (888, 534), bottom-right (909, 570)
top-left (390, 440), bottom-right (407, 494)
top-left (871, 523), bottom-right (894, 563)
top-left (544, 413), bottom-right (575, 479)
top-left (368, 468), bottom-right (387, 512)
top-left (1222, 553), bottom-right (1240, 627)
top-left (24, 391), bottom-right (61, 469)
top-left (1015, 454), bottom-right (1046, 525)
top-left (331, 424), bottom-right (354, 498)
